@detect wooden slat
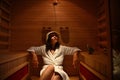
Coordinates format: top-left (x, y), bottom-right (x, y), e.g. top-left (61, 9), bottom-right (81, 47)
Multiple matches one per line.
top-left (0, 31), bottom-right (9, 36)
top-left (0, 41), bottom-right (8, 45)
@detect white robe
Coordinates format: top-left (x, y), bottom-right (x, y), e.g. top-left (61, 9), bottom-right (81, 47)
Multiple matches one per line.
top-left (27, 45), bottom-right (81, 80)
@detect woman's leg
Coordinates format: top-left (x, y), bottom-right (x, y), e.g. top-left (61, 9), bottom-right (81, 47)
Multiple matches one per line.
top-left (40, 65), bottom-right (54, 80)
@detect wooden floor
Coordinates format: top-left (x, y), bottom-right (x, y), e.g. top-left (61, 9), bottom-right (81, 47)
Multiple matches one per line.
top-left (31, 76), bottom-right (79, 80)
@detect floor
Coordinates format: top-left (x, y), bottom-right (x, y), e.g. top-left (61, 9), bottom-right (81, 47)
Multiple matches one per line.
top-left (31, 76), bottom-right (79, 80)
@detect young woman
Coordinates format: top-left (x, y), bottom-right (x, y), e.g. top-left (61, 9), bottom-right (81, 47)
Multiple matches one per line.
top-left (27, 31), bottom-right (81, 80)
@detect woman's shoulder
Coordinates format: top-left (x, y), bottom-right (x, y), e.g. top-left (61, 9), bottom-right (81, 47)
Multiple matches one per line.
top-left (32, 45), bottom-right (45, 49)
top-left (60, 45), bottom-right (66, 48)
top-left (37, 45), bottom-right (45, 49)
top-left (60, 45), bottom-right (71, 49)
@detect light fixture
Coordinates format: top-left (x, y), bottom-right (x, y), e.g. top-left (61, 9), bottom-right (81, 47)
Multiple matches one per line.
top-left (52, 0), bottom-right (59, 27)
top-left (53, 0), bottom-right (59, 6)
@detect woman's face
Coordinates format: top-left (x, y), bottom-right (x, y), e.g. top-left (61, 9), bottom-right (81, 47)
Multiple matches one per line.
top-left (49, 33), bottom-right (59, 45)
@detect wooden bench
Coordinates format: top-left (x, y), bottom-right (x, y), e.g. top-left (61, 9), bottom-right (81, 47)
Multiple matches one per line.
top-left (0, 52), bottom-right (29, 80)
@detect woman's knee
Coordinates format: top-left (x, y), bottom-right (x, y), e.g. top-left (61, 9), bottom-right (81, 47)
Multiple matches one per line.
top-left (40, 65), bottom-right (54, 80)
top-left (48, 65), bottom-right (54, 71)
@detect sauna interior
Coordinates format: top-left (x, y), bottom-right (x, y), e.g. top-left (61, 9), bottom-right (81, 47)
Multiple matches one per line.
top-left (0, 0), bottom-right (119, 80)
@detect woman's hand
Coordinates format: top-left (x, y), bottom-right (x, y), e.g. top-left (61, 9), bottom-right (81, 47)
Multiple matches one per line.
top-left (32, 59), bottom-right (39, 68)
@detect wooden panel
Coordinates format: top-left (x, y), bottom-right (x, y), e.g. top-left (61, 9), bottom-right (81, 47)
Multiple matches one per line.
top-left (0, 52), bottom-right (28, 80)
top-left (5, 65), bottom-right (29, 80)
top-left (10, 0), bottom-right (98, 51)
top-left (0, 0), bottom-right (11, 52)
top-left (96, 0), bottom-right (111, 54)
top-left (80, 62), bottom-right (101, 80)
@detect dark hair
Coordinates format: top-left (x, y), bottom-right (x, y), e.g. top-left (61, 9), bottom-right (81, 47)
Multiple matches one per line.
top-left (45, 32), bottom-right (60, 52)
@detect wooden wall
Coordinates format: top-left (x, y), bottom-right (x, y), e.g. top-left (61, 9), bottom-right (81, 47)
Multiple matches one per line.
top-left (10, 0), bottom-right (98, 51)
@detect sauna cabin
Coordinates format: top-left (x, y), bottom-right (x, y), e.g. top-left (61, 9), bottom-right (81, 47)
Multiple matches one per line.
top-left (0, 0), bottom-right (119, 80)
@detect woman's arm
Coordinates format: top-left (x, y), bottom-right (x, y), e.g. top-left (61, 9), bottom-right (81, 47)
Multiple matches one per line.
top-left (72, 51), bottom-right (80, 69)
top-left (30, 52), bottom-right (39, 68)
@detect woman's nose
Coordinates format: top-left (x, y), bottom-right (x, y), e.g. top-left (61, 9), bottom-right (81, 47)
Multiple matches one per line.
top-left (51, 36), bottom-right (57, 39)
top-left (53, 35), bottom-right (57, 38)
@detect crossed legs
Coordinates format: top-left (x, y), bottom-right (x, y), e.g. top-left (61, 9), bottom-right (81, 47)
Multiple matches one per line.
top-left (40, 65), bottom-right (62, 80)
